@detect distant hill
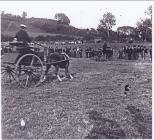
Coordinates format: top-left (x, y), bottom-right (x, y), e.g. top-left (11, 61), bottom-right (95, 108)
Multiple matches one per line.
top-left (1, 15), bottom-right (86, 39)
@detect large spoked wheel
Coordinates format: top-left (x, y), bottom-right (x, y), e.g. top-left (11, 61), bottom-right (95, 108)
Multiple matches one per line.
top-left (1, 64), bottom-right (17, 84)
top-left (15, 54), bottom-right (44, 88)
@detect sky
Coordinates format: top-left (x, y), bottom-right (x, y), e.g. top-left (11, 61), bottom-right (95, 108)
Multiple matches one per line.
top-left (0, 1), bottom-right (153, 30)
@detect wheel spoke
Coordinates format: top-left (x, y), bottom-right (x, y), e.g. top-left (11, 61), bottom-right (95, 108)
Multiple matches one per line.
top-left (11, 70), bottom-right (17, 75)
top-left (31, 72), bottom-right (40, 79)
top-left (2, 72), bottom-right (10, 83)
top-left (30, 56), bottom-right (35, 66)
top-left (1, 70), bottom-right (6, 74)
top-left (10, 72), bottom-right (17, 81)
top-left (25, 75), bottom-right (30, 87)
top-left (2, 72), bottom-right (7, 82)
top-left (9, 73), bottom-right (12, 83)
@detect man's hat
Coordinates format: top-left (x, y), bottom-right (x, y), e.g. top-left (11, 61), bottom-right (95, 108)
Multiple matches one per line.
top-left (20, 24), bottom-right (26, 28)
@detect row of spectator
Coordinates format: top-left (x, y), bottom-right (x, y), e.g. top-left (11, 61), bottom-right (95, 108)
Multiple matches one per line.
top-left (118, 45), bottom-right (152, 60)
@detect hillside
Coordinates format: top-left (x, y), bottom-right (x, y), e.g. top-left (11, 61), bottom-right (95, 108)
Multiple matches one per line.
top-left (1, 16), bottom-right (84, 39)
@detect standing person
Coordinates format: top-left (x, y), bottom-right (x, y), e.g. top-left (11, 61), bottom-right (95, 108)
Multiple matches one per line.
top-left (123, 46), bottom-right (127, 59)
top-left (66, 46), bottom-right (71, 56)
top-left (122, 47), bottom-right (125, 59)
top-left (57, 47), bottom-right (61, 53)
top-left (118, 48), bottom-right (123, 59)
top-left (97, 48), bottom-right (102, 61)
top-left (150, 47), bottom-right (152, 61)
top-left (133, 45), bottom-right (137, 60)
top-left (49, 46), bottom-right (54, 53)
top-left (76, 47), bottom-right (80, 58)
top-left (131, 46), bottom-right (134, 60)
top-left (79, 48), bottom-right (83, 58)
top-left (127, 46), bottom-right (132, 60)
top-left (143, 46), bottom-right (148, 60)
top-left (140, 45), bottom-right (144, 60)
top-left (89, 47), bottom-right (92, 58)
top-left (103, 41), bottom-right (107, 51)
top-left (62, 48), bottom-right (66, 53)
top-left (73, 48), bottom-right (77, 58)
top-left (55, 47), bottom-right (59, 53)
top-left (136, 45), bottom-right (140, 60)
top-left (85, 47), bottom-right (89, 58)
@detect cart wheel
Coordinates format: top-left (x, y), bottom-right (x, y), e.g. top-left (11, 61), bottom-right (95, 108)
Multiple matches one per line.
top-left (1, 64), bottom-right (17, 84)
top-left (15, 54), bottom-right (44, 88)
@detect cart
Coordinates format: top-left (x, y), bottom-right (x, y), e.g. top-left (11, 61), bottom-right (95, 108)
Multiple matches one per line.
top-left (1, 42), bottom-right (52, 88)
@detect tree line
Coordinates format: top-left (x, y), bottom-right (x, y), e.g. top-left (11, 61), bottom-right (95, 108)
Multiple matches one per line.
top-left (1, 5), bottom-right (152, 42)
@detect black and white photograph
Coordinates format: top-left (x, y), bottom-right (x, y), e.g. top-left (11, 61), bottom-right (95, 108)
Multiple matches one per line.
top-left (0, 1), bottom-right (152, 139)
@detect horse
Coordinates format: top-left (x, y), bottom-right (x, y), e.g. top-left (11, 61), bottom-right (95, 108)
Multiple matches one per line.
top-left (31, 43), bottom-right (73, 83)
top-left (41, 52), bottom-right (73, 82)
top-left (103, 47), bottom-right (113, 60)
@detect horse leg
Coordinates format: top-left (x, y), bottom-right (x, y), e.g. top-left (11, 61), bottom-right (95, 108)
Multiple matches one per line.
top-left (54, 65), bottom-right (62, 82)
top-left (41, 64), bottom-right (51, 82)
top-left (65, 62), bottom-right (73, 79)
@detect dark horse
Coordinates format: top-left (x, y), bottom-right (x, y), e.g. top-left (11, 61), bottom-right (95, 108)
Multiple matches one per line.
top-left (102, 42), bottom-right (113, 60)
top-left (29, 43), bottom-right (73, 82)
top-left (41, 52), bottom-right (73, 82)
top-left (103, 47), bottom-right (113, 60)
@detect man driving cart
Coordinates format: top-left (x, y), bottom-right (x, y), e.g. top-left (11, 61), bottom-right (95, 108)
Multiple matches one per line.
top-left (13, 24), bottom-right (32, 54)
top-left (15, 24), bottom-right (31, 43)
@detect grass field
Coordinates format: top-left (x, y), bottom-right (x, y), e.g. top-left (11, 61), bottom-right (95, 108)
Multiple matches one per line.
top-left (2, 56), bottom-right (152, 139)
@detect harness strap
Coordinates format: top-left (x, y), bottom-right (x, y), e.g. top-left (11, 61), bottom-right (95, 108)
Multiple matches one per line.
top-left (61, 53), bottom-right (70, 60)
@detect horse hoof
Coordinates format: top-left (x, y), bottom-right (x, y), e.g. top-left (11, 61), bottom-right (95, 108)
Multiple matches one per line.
top-left (40, 79), bottom-right (45, 83)
top-left (70, 75), bottom-right (73, 79)
top-left (67, 75), bottom-right (73, 80)
top-left (57, 75), bottom-right (62, 82)
top-left (40, 77), bottom-right (46, 83)
top-left (58, 79), bottom-right (62, 82)
top-left (61, 77), bottom-right (66, 80)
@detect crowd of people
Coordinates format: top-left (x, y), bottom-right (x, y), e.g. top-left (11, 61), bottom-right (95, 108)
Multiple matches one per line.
top-left (46, 42), bottom-right (114, 61)
top-left (1, 24), bottom-right (152, 61)
top-left (2, 41), bottom-right (152, 61)
top-left (85, 45), bottom-right (113, 61)
top-left (118, 45), bottom-right (152, 61)
top-left (48, 46), bottom-right (83, 58)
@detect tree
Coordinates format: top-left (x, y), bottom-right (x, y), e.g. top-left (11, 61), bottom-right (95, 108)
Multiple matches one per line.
top-left (135, 6), bottom-right (152, 42)
top-left (144, 5), bottom-right (152, 21)
top-left (89, 28), bottom-right (97, 36)
top-left (136, 18), bottom-right (152, 41)
top-left (1, 11), bottom-right (5, 16)
top-left (54, 13), bottom-right (70, 25)
top-left (117, 26), bottom-right (135, 36)
top-left (98, 12), bottom-right (116, 41)
top-left (97, 26), bottom-right (107, 39)
top-left (82, 28), bottom-right (98, 41)
top-left (117, 26), bottom-right (135, 42)
top-left (22, 11), bottom-right (27, 19)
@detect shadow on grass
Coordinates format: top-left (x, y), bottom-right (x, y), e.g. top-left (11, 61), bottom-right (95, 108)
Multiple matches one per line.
top-left (85, 110), bottom-right (126, 139)
top-left (126, 105), bottom-right (152, 139)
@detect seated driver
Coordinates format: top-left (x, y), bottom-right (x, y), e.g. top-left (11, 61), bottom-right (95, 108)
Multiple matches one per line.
top-left (15, 24), bottom-right (32, 53)
top-left (15, 24), bottom-right (31, 43)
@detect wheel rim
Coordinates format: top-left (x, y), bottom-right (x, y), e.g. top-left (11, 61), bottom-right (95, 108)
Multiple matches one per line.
top-left (15, 54), bottom-right (43, 88)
